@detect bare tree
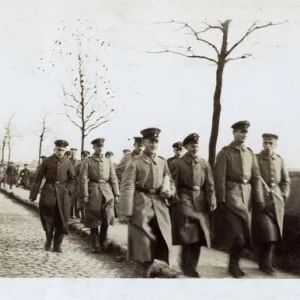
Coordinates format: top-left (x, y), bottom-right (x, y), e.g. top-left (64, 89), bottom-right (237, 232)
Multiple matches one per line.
top-left (148, 20), bottom-right (285, 167)
top-left (37, 111), bottom-right (55, 166)
top-left (36, 19), bottom-right (117, 152)
top-left (1, 132), bottom-right (8, 165)
top-left (5, 114), bottom-right (15, 164)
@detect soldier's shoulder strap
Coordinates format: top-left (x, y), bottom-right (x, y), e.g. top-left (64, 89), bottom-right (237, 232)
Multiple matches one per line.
top-left (247, 147), bottom-right (253, 152)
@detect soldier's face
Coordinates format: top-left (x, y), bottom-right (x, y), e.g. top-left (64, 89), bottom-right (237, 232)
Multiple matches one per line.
top-left (186, 143), bottom-right (199, 156)
top-left (143, 139), bottom-right (158, 154)
top-left (234, 129), bottom-right (248, 143)
top-left (71, 150), bottom-right (77, 157)
top-left (54, 147), bottom-right (66, 158)
top-left (263, 140), bottom-right (276, 153)
top-left (93, 144), bottom-right (103, 154)
top-left (134, 142), bottom-right (144, 154)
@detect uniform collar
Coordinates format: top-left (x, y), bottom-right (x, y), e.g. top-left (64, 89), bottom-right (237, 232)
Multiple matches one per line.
top-left (230, 141), bottom-right (246, 152)
top-left (91, 153), bottom-right (103, 162)
top-left (260, 150), bottom-right (276, 160)
top-left (183, 152), bottom-right (201, 164)
top-left (131, 149), bottom-right (140, 157)
top-left (52, 154), bottom-right (64, 162)
top-left (141, 151), bottom-right (158, 164)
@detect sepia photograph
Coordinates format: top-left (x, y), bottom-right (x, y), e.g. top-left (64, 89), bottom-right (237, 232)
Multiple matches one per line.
top-left (0, 0), bottom-right (300, 298)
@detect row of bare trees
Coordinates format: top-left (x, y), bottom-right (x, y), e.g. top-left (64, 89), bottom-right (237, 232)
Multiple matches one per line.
top-left (2, 20), bottom-right (284, 168)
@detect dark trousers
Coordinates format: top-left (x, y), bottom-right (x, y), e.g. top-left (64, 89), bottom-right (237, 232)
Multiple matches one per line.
top-left (46, 203), bottom-right (64, 246)
top-left (90, 223), bottom-right (109, 248)
top-left (258, 242), bottom-right (274, 268)
top-left (149, 217), bottom-right (169, 264)
top-left (181, 242), bottom-right (201, 271)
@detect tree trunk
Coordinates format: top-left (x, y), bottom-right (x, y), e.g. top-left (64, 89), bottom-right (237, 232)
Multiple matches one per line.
top-left (38, 135), bottom-right (43, 167)
top-left (81, 130), bottom-right (85, 154)
top-left (8, 144), bottom-right (11, 164)
top-left (1, 141), bottom-right (5, 165)
top-left (208, 20), bottom-right (230, 168)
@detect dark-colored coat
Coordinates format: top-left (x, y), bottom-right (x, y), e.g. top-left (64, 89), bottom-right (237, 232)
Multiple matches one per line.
top-left (74, 162), bottom-right (83, 209)
top-left (167, 156), bottom-right (179, 168)
top-left (119, 152), bottom-right (175, 262)
top-left (69, 158), bottom-right (81, 207)
top-left (213, 142), bottom-right (264, 246)
top-left (29, 155), bottom-right (75, 234)
top-left (6, 165), bottom-right (18, 185)
top-left (79, 154), bottom-right (119, 228)
top-left (253, 151), bottom-right (291, 243)
top-left (20, 168), bottom-right (31, 187)
top-left (170, 153), bottom-right (216, 247)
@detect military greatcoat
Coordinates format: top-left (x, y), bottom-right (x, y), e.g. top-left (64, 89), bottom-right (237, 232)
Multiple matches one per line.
top-left (252, 151), bottom-right (290, 243)
top-left (170, 153), bottom-right (216, 247)
top-left (79, 154), bottom-right (119, 228)
top-left (29, 155), bottom-right (75, 234)
top-left (213, 142), bottom-right (264, 246)
top-left (119, 152), bottom-right (175, 262)
top-left (69, 158), bottom-right (81, 207)
top-left (115, 150), bottom-right (140, 184)
top-left (74, 162), bottom-right (83, 210)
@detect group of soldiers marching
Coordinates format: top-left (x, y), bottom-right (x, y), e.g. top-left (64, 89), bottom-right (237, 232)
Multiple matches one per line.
top-left (21, 119), bottom-right (290, 278)
top-left (0, 162), bottom-right (32, 189)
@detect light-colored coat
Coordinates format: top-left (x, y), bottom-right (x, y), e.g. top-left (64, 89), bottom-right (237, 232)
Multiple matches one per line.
top-left (79, 154), bottom-right (119, 228)
top-left (214, 142), bottom-right (264, 242)
top-left (119, 152), bottom-right (175, 262)
top-left (254, 151), bottom-right (290, 241)
top-left (69, 158), bottom-right (81, 207)
top-left (170, 153), bottom-right (216, 247)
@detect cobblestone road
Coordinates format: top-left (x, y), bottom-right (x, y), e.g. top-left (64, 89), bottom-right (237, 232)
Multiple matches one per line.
top-left (0, 194), bottom-right (136, 278)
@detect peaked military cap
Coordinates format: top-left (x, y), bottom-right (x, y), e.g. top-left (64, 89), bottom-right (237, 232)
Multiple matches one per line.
top-left (64, 151), bottom-right (71, 156)
top-left (70, 148), bottom-right (77, 151)
top-left (140, 128), bottom-right (161, 140)
top-left (183, 133), bottom-right (199, 146)
top-left (231, 120), bottom-right (250, 131)
top-left (105, 151), bottom-right (114, 157)
top-left (133, 137), bottom-right (143, 144)
top-left (123, 149), bottom-right (131, 154)
top-left (262, 133), bottom-right (278, 140)
top-left (172, 141), bottom-right (183, 149)
top-left (55, 140), bottom-right (69, 148)
top-left (24, 164), bottom-right (28, 166)
top-left (81, 150), bottom-right (90, 156)
top-left (91, 138), bottom-right (105, 146)
top-left (40, 155), bottom-right (47, 159)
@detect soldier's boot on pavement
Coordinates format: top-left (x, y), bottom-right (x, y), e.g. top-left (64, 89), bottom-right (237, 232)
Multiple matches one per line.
top-left (70, 207), bottom-right (75, 219)
top-left (90, 228), bottom-right (101, 253)
top-left (259, 244), bottom-right (275, 275)
top-left (53, 233), bottom-right (64, 253)
top-left (75, 208), bottom-right (80, 219)
top-left (228, 248), bottom-right (245, 278)
top-left (44, 231), bottom-right (53, 251)
top-left (135, 261), bottom-right (152, 278)
top-left (181, 244), bottom-right (201, 278)
top-left (99, 224), bottom-right (109, 250)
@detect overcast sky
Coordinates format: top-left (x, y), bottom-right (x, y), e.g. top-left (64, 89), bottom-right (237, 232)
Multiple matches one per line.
top-left (1, 0), bottom-right (300, 167)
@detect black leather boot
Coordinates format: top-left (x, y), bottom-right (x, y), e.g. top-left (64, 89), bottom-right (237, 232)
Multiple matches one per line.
top-left (259, 244), bottom-right (275, 275)
top-left (99, 224), bottom-right (109, 249)
top-left (228, 248), bottom-right (245, 278)
top-left (44, 232), bottom-right (53, 251)
top-left (70, 207), bottom-right (75, 219)
top-left (53, 233), bottom-right (64, 253)
top-left (80, 209), bottom-right (85, 224)
top-left (91, 228), bottom-right (101, 253)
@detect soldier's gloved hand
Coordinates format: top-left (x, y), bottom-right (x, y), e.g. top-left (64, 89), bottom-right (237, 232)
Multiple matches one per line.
top-left (114, 196), bottom-right (119, 204)
top-left (83, 197), bottom-right (89, 204)
top-left (210, 201), bottom-right (217, 212)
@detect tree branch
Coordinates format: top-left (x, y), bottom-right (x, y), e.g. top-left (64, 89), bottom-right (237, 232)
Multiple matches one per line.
top-left (170, 21), bottom-right (220, 55)
top-left (145, 49), bottom-right (217, 64)
top-left (225, 53), bottom-right (253, 63)
top-left (64, 113), bottom-right (81, 129)
top-left (85, 120), bottom-right (109, 136)
top-left (62, 85), bottom-right (79, 104)
top-left (226, 21), bottom-right (286, 57)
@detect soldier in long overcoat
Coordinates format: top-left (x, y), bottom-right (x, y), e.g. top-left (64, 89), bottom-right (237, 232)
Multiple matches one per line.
top-left (119, 128), bottom-right (176, 277)
top-left (19, 164), bottom-right (31, 189)
top-left (253, 133), bottom-right (290, 275)
top-left (167, 141), bottom-right (186, 168)
top-left (5, 162), bottom-right (18, 189)
top-left (170, 133), bottom-right (216, 277)
top-left (29, 140), bottom-right (75, 252)
top-left (79, 138), bottom-right (119, 253)
top-left (69, 148), bottom-right (81, 219)
top-left (115, 137), bottom-right (144, 184)
top-left (214, 121), bottom-right (264, 278)
top-left (0, 164), bottom-right (6, 187)
top-left (74, 150), bottom-right (90, 223)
